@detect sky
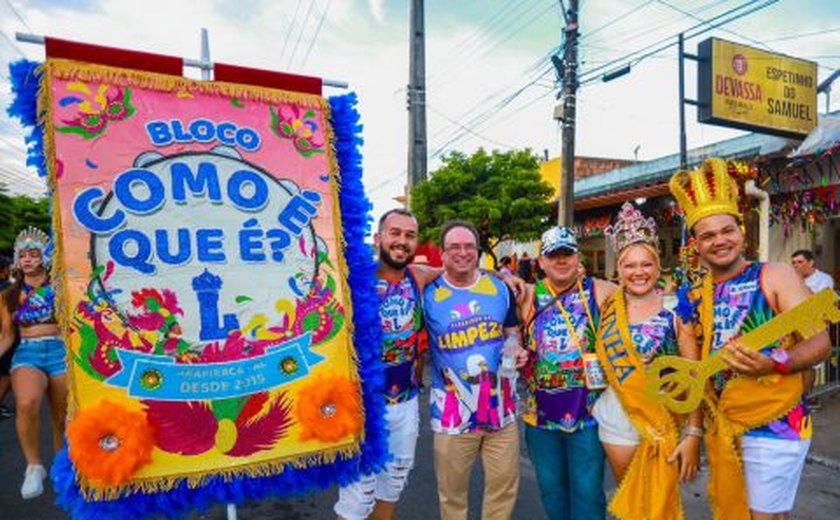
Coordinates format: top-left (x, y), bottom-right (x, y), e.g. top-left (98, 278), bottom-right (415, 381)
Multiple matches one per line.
top-left (0, 0), bottom-right (838, 220)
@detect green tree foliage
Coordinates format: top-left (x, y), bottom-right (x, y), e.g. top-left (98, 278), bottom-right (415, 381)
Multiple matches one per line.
top-left (410, 148), bottom-right (554, 266)
top-left (0, 183), bottom-right (51, 253)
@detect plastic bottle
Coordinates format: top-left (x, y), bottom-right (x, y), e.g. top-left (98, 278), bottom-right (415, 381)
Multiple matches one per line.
top-left (500, 334), bottom-right (519, 379)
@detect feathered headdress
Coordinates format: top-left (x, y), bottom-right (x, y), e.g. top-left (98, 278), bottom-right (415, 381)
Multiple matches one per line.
top-left (605, 202), bottom-right (658, 252)
top-left (13, 226), bottom-right (52, 269)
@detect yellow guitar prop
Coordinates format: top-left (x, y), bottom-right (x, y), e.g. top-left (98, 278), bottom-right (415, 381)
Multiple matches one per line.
top-left (646, 288), bottom-right (840, 414)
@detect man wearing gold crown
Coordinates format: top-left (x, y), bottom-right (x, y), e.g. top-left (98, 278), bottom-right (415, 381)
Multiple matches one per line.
top-left (669, 158), bottom-right (831, 520)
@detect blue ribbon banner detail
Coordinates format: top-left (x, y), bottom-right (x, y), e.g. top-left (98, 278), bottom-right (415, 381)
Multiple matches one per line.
top-left (106, 333), bottom-right (323, 401)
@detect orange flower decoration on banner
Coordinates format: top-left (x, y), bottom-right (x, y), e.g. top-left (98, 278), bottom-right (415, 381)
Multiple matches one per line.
top-left (67, 400), bottom-right (155, 487)
top-left (296, 372), bottom-right (363, 443)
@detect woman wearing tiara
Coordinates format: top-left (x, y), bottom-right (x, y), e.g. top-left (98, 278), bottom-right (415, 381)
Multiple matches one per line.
top-left (591, 203), bottom-right (702, 520)
top-left (0, 227), bottom-right (67, 499)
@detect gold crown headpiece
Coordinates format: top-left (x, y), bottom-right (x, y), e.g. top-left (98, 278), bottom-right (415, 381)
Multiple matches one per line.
top-left (669, 157), bottom-right (742, 229)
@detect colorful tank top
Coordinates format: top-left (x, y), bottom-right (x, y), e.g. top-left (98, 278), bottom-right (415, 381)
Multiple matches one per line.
top-left (424, 274), bottom-right (518, 434)
top-left (523, 276), bottom-right (601, 432)
top-left (711, 262), bottom-right (811, 441)
top-left (630, 308), bottom-right (679, 364)
top-left (378, 269), bottom-right (423, 405)
top-left (13, 280), bottom-right (57, 326)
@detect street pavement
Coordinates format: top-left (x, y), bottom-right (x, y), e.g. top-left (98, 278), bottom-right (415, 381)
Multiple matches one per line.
top-left (1, 389), bottom-right (839, 519)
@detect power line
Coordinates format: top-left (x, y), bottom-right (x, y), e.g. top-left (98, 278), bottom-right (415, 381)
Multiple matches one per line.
top-left (426, 103), bottom-right (517, 151)
top-left (579, 0), bottom-right (761, 82)
top-left (429, 0), bottom-right (557, 97)
top-left (426, 46), bottom-right (558, 156)
top-left (582, 0), bottom-right (656, 42)
top-left (3, 0), bottom-right (33, 33)
top-left (0, 170), bottom-right (45, 192)
top-left (278, 0), bottom-right (303, 66)
top-left (578, 0), bottom-right (778, 86)
top-left (287, 0), bottom-right (316, 69)
top-left (424, 0), bottom-right (778, 165)
top-left (369, 80), bottom-right (553, 196)
top-left (366, 173), bottom-right (403, 195)
top-left (656, 0), bottom-right (773, 51)
top-left (424, 3), bottom-right (567, 148)
top-left (581, 0), bottom-right (729, 53)
top-left (428, 64), bottom-right (554, 161)
top-left (429, 66), bottom-right (550, 145)
top-left (427, 0), bottom-right (551, 93)
top-left (0, 29), bottom-right (26, 57)
top-left (438, 0), bottom-right (724, 149)
top-left (427, 0), bottom-right (537, 85)
top-left (301, 0), bottom-right (333, 69)
top-left (764, 26), bottom-right (840, 43)
top-left (428, 30), bottom-right (563, 144)
top-left (655, 0), bottom-right (836, 73)
top-left (428, 58), bottom-right (551, 143)
top-left (458, 2), bottom-right (558, 74)
top-left (0, 167), bottom-right (41, 184)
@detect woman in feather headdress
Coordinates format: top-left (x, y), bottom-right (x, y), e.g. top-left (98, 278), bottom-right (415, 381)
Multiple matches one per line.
top-left (0, 227), bottom-right (66, 500)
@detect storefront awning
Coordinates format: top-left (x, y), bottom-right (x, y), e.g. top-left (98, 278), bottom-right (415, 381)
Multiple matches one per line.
top-left (574, 182), bottom-right (670, 210)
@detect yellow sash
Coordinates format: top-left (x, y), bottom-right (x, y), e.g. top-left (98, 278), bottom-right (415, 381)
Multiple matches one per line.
top-left (594, 292), bottom-right (683, 520)
top-left (693, 276), bottom-right (804, 520)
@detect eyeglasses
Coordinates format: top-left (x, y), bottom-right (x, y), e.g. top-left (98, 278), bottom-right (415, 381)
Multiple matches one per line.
top-left (444, 243), bottom-right (478, 253)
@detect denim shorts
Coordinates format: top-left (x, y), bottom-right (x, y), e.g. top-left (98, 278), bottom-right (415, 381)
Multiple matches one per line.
top-left (11, 336), bottom-right (66, 377)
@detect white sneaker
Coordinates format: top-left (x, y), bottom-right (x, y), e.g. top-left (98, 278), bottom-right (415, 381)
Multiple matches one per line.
top-left (21, 464), bottom-right (47, 499)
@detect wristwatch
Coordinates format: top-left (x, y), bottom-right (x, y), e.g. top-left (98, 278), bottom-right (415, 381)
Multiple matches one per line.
top-left (769, 348), bottom-right (791, 375)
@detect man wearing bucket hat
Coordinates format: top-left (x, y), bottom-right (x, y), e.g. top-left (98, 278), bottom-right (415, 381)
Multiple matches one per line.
top-left (670, 158), bottom-right (830, 520)
top-left (519, 225), bottom-right (616, 520)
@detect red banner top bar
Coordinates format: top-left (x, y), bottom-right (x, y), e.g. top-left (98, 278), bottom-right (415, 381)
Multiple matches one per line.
top-left (46, 37), bottom-right (183, 76)
top-left (214, 63), bottom-right (322, 96)
top-left (44, 37), bottom-right (323, 96)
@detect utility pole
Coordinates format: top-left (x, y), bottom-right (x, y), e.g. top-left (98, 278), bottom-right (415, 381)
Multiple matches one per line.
top-left (678, 33), bottom-right (699, 170)
top-left (407, 0), bottom-right (427, 203)
top-left (557, 0), bottom-right (578, 226)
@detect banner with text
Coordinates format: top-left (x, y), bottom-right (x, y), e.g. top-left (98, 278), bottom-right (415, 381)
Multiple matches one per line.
top-left (33, 58), bottom-right (379, 507)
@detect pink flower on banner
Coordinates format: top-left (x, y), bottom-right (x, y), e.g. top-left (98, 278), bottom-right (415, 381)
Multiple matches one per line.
top-left (269, 104), bottom-right (325, 157)
top-left (57, 82), bottom-right (136, 140)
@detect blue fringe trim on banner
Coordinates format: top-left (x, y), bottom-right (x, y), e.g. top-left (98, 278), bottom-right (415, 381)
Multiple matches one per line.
top-left (6, 58), bottom-right (387, 518)
top-left (329, 92), bottom-right (389, 479)
top-left (6, 60), bottom-right (47, 178)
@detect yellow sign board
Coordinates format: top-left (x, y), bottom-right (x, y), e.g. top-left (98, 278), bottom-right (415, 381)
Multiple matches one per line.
top-left (698, 38), bottom-right (817, 137)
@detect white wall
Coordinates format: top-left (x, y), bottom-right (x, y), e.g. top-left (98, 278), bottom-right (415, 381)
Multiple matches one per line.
top-left (768, 223), bottom-right (815, 263)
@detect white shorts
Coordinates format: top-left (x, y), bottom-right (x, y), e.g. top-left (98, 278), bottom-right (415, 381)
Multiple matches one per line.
top-left (592, 386), bottom-right (640, 446)
top-left (334, 396), bottom-right (420, 520)
top-left (741, 435), bottom-right (810, 513)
